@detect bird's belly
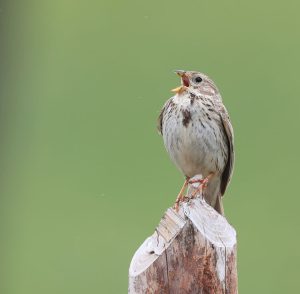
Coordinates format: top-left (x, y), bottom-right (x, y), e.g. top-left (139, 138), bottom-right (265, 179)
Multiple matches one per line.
top-left (163, 115), bottom-right (227, 178)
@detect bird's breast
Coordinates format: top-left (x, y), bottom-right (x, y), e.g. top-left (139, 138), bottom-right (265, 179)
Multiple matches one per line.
top-left (162, 95), bottom-right (228, 178)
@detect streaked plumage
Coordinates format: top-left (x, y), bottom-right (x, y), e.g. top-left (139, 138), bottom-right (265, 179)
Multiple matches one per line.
top-left (158, 70), bottom-right (234, 215)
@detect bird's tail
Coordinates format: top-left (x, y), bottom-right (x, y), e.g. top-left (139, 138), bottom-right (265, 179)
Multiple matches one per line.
top-left (214, 195), bottom-right (224, 216)
top-left (204, 176), bottom-right (225, 216)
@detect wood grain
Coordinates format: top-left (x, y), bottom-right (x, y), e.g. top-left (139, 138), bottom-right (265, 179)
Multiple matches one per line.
top-left (129, 181), bottom-right (238, 293)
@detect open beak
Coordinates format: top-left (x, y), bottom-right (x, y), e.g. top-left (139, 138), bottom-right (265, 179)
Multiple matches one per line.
top-left (171, 70), bottom-right (189, 93)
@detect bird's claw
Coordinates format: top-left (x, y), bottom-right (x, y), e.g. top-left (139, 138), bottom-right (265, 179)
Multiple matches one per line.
top-left (189, 176), bottom-right (210, 198)
top-left (173, 195), bottom-right (190, 212)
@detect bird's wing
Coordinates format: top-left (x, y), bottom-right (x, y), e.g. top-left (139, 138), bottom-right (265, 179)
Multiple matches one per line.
top-left (219, 105), bottom-right (235, 196)
top-left (157, 99), bottom-right (171, 135)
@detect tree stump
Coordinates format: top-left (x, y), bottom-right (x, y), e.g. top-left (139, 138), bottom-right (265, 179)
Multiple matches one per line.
top-left (129, 177), bottom-right (238, 294)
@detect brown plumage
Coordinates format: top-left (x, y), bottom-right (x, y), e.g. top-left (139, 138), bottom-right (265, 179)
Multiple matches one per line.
top-left (158, 70), bottom-right (234, 215)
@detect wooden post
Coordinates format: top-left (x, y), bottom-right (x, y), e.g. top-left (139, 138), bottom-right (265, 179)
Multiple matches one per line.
top-left (129, 176), bottom-right (238, 294)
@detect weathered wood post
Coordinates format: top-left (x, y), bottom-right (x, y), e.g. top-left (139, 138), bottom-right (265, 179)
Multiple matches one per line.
top-left (129, 176), bottom-right (238, 294)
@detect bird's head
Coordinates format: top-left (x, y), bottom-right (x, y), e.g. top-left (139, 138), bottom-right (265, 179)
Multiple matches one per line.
top-left (172, 70), bottom-right (219, 97)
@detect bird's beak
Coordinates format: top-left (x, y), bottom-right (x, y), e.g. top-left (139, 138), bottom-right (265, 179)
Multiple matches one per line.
top-left (171, 70), bottom-right (189, 93)
top-left (175, 70), bottom-right (186, 77)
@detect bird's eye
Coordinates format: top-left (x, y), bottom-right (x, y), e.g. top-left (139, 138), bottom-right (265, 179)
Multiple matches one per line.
top-left (194, 76), bottom-right (203, 83)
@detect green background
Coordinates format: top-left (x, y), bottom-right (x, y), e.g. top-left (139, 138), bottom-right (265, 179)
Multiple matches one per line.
top-left (1, 0), bottom-right (299, 293)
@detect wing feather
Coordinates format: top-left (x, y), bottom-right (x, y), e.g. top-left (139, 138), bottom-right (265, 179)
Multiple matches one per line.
top-left (157, 99), bottom-right (172, 135)
top-left (219, 106), bottom-right (235, 196)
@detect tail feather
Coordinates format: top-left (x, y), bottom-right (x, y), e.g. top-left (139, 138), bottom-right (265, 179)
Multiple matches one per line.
top-left (204, 176), bottom-right (225, 216)
top-left (214, 195), bottom-right (224, 216)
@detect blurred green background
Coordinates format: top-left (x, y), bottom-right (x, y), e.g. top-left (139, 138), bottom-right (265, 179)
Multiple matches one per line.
top-left (1, 0), bottom-right (299, 293)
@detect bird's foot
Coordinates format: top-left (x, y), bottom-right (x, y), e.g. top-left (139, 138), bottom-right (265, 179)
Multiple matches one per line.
top-left (173, 177), bottom-right (189, 212)
top-left (173, 198), bottom-right (182, 212)
top-left (189, 173), bottom-right (213, 199)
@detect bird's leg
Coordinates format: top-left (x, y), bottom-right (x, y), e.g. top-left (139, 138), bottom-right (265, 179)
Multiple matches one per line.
top-left (189, 173), bottom-right (214, 199)
top-left (174, 177), bottom-right (190, 211)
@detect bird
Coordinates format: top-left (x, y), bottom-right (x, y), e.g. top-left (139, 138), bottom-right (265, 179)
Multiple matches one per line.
top-left (158, 70), bottom-right (234, 215)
